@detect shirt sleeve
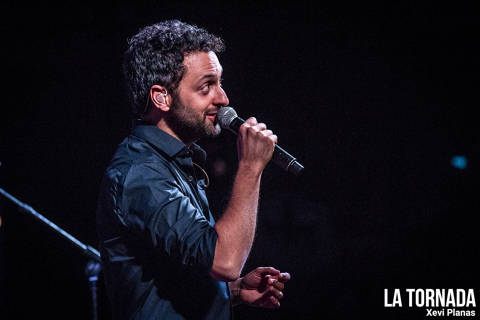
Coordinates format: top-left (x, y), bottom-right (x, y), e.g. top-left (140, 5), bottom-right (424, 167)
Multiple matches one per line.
top-left (120, 162), bottom-right (218, 269)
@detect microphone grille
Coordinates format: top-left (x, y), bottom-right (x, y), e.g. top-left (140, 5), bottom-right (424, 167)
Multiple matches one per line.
top-left (217, 106), bottom-right (238, 129)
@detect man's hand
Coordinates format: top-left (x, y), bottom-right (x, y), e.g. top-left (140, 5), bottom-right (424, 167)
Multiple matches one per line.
top-left (229, 267), bottom-right (291, 308)
top-left (237, 117), bottom-right (277, 174)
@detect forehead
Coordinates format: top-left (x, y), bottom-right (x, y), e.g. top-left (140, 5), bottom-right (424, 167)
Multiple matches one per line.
top-left (182, 51), bottom-right (223, 81)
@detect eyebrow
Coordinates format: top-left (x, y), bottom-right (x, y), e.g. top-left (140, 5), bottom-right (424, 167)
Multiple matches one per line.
top-left (196, 64), bottom-right (224, 83)
top-left (197, 72), bottom-right (222, 83)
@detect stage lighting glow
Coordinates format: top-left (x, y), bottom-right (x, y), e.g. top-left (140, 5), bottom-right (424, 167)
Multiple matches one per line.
top-left (451, 155), bottom-right (467, 170)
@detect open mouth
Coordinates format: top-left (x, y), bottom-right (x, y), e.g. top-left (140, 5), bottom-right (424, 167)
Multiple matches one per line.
top-left (206, 112), bottom-right (217, 122)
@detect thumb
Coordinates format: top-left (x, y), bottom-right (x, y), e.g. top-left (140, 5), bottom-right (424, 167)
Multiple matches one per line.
top-left (256, 267), bottom-right (280, 277)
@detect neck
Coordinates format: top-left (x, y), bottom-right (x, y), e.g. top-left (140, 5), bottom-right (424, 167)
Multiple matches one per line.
top-left (142, 111), bottom-right (196, 147)
top-left (157, 119), bottom-right (194, 147)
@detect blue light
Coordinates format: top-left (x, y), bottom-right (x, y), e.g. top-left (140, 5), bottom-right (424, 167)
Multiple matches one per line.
top-left (451, 155), bottom-right (467, 170)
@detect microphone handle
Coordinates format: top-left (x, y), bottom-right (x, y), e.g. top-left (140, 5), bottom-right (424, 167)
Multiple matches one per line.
top-left (227, 117), bottom-right (304, 176)
top-left (229, 116), bottom-right (245, 133)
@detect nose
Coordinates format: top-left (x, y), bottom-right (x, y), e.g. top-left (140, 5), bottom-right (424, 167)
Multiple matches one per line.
top-left (214, 86), bottom-right (229, 108)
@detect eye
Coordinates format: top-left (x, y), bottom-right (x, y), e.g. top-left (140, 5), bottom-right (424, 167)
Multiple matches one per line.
top-left (200, 83), bottom-right (210, 94)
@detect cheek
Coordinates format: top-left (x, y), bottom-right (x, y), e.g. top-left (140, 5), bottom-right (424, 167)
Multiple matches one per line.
top-left (193, 96), bottom-right (214, 114)
top-left (183, 92), bottom-right (210, 110)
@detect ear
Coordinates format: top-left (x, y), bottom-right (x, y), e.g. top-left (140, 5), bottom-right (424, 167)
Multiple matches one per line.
top-left (149, 85), bottom-right (170, 112)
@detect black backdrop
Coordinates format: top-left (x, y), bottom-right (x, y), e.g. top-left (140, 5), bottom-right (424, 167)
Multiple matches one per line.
top-left (1, 2), bottom-right (478, 319)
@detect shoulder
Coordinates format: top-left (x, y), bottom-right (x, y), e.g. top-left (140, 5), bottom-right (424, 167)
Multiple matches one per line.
top-left (103, 135), bottom-right (175, 189)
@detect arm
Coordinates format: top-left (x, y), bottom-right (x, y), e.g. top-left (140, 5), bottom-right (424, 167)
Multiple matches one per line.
top-left (210, 117), bottom-right (277, 281)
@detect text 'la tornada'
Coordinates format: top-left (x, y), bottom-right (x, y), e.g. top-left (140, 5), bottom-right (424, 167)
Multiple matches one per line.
top-left (384, 289), bottom-right (476, 307)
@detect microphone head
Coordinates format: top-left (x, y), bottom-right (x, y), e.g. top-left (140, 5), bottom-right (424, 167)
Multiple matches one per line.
top-left (217, 106), bottom-right (238, 129)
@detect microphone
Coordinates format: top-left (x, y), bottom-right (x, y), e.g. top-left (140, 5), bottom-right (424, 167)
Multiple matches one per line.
top-left (217, 107), bottom-right (304, 176)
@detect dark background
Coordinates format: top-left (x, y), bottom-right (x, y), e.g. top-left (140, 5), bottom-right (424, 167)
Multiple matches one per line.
top-left (1, 2), bottom-right (478, 319)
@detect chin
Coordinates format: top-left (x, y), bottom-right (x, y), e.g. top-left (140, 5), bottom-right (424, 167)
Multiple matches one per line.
top-left (202, 123), bottom-right (221, 138)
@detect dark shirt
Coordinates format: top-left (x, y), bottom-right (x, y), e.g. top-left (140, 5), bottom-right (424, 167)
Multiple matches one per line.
top-left (96, 124), bottom-right (232, 320)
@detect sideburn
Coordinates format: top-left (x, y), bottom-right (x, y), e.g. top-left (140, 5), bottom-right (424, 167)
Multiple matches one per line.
top-left (165, 93), bottom-right (205, 144)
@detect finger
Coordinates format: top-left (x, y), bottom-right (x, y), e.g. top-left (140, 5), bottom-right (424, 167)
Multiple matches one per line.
top-left (252, 122), bottom-right (267, 131)
top-left (267, 277), bottom-right (286, 292)
top-left (260, 294), bottom-right (280, 309)
top-left (272, 280), bottom-right (284, 291)
top-left (267, 276), bottom-right (279, 287)
top-left (239, 122), bottom-right (250, 134)
top-left (259, 129), bottom-right (273, 137)
top-left (269, 288), bottom-right (284, 300)
top-left (257, 267), bottom-right (280, 276)
top-left (269, 295), bottom-right (280, 308)
top-left (278, 272), bottom-right (291, 282)
top-left (245, 117), bottom-right (258, 126)
top-left (268, 134), bottom-right (278, 144)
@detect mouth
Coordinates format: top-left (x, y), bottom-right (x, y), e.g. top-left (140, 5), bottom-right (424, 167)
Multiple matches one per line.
top-left (205, 112), bottom-right (217, 122)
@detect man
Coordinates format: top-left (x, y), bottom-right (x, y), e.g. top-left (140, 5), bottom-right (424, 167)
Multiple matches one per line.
top-left (96, 20), bottom-right (290, 319)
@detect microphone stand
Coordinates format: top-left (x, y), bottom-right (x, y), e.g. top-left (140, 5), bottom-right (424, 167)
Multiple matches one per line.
top-left (0, 187), bottom-right (101, 320)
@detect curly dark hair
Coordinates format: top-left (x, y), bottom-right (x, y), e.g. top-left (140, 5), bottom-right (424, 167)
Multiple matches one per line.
top-left (123, 20), bottom-right (225, 117)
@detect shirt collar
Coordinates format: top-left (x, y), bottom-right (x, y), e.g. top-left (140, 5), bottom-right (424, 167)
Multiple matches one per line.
top-left (131, 121), bottom-right (206, 164)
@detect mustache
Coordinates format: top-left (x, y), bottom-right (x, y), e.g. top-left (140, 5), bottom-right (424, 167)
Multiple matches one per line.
top-left (206, 107), bottom-right (218, 112)
top-left (204, 108), bottom-right (219, 115)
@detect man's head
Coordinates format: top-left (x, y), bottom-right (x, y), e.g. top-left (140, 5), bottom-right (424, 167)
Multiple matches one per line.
top-left (123, 20), bottom-right (229, 143)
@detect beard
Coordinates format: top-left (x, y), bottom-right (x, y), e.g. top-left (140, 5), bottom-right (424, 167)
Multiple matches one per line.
top-left (165, 94), bottom-right (221, 144)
